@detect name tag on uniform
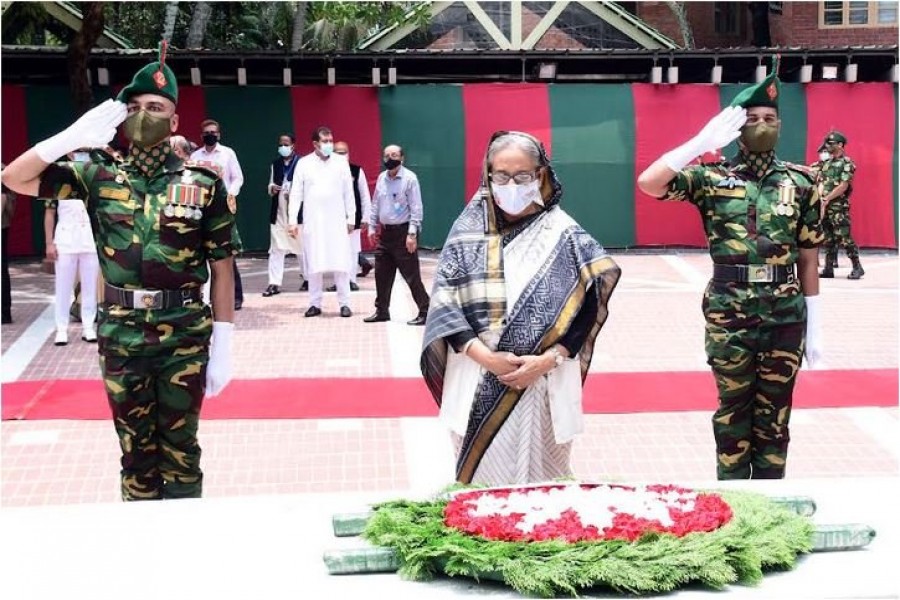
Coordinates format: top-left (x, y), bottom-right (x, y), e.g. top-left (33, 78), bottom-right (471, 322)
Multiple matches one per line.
top-left (98, 187), bottom-right (131, 201)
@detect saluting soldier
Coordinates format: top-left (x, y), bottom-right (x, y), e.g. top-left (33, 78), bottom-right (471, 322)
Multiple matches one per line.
top-left (637, 55), bottom-right (824, 480)
top-left (1, 42), bottom-right (237, 501)
top-left (817, 131), bottom-right (863, 280)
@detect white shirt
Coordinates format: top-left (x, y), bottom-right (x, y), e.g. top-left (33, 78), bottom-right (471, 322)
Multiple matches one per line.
top-left (190, 144), bottom-right (244, 196)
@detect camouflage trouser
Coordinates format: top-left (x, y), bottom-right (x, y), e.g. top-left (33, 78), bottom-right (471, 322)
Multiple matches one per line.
top-left (822, 199), bottom-right (859, 260)
top-left (705, 320), bottom-right (804, 480)
top-left (100, 351), bottom-right (208, 501)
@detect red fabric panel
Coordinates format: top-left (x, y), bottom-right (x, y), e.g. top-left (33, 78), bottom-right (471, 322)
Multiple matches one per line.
top-left (1, 85), bottom-right (34, 255)
top-left (290, 86), bottom-right (382, 249)
top-left (632, 84), bottom-right (721, 246)
top-left (805, 83), bottom-right (896, 248)
top-left (462, 84), bottom-right (551, 200)
top-left (171, 86), bottom-right (207, 148)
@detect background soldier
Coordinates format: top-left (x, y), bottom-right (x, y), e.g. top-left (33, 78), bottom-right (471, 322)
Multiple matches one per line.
top-left (637, 55), bottom-right (824, 480)
top-left (1, 42), bottom-right (237, 501)
top-left (817, 131), bottom-right (863, 280)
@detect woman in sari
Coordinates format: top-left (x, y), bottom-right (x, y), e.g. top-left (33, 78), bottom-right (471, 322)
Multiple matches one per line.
top-left (421, 131), bottom-right (621, 485)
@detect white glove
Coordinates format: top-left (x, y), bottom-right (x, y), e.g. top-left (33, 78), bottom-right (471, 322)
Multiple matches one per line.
top-left (205, 321), bottom-right (234, 397)
top-left (804, 295), bottom-right (823, 369)
top-left (34, 99), bottom-right (128, 163)
top-left (661, 106), bottom-right (747, 172)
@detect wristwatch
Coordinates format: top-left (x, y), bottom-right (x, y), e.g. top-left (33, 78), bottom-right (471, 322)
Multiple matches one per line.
top-left (549, 346), bottom-right (564, 368)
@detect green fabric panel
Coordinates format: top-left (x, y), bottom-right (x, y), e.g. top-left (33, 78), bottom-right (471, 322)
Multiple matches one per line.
top-left (549, 84), bottom-right (635, 247)
top-left (378, 85), bottom-right (466, 249)
top-left (25, 86), bottom-right (78, 251)
top-left (719, 83), bottom-right (807, 164)
top-left (203, 87), bottom-right (294, 252)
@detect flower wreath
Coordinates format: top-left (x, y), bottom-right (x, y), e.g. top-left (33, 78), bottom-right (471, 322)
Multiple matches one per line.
top-left (362, 483), bottom-right (815, 597)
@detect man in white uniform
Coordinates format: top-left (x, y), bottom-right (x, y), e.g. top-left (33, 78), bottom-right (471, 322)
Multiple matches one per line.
top-left (288, 126), bottom-right (356, 318)
top-left (263, 133), bottom-right (304, 297)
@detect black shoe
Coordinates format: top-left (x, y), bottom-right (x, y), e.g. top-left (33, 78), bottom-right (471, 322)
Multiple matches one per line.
top-left (358, 261), bottom-right (373, 278)
top-left (349, 282), bottom-right (359, 291)
top-left (407, 313), bottom-right (427, 326)
top-left (326, 285), bottom-right (337, 292)
top-left (819, 266), bottom-right (834, 279)
top-left (848, 263), bottom-right (865, 280)
top-left (340, 306), bottom-right (352, 318)
top-left (304, 306), bottom-right (322, 318)
top-left (262, 284), bottom-right (281, 297)
top-left (299, 281), bottom-right (308, 292)
top-left (234, 300), bottom-right (243, 311)
top-left (363, 312), bottom-right (390, 323)
top-left (1, 314), bottom-right (11, 325)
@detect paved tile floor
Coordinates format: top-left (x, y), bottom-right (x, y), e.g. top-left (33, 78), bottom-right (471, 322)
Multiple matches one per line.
top-left (1, 250), bottom-right (897, 507)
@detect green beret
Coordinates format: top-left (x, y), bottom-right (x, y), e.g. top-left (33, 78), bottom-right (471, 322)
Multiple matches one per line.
top-left (117, 40), bottom-right (177, 104)
top-left (825, 130), bottom-right (847, 145)
top-left (729, 55), bottom-right (780, 110)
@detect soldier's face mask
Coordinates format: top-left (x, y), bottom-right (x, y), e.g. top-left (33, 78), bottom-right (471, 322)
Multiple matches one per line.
top-left (123, 109), bottom-right (172, 148)
top-left (740, 122), bottom-right (779, 153)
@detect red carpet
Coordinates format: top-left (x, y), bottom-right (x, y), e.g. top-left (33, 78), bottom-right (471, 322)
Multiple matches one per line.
top-left (1, 370), bottom-right (896, 421)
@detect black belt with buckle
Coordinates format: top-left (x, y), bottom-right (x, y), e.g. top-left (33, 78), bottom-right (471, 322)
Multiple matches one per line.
top-left (104, 283), bottom-right (202, 309)
top-left (713, 264), bottom-right (796, 284)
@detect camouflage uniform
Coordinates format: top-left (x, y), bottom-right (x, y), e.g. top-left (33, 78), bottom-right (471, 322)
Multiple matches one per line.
top-left (662, 151), bottom-right (823, 480)
top-left (39, 146), bottom-right (236, 500)
top-left (818, 153), bottom-right (861, 277)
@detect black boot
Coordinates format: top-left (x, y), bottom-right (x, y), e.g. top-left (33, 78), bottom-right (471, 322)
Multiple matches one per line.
top-left (848, 257), bottom-right (865, 280)
top-left (829, 255), bottom-right (839, 269)
top-left (819, 261), bottom-right (834, 279)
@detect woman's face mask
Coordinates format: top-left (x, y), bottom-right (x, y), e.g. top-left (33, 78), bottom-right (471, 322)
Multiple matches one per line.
top-left (123, 110), bottom-right (172, 148)
top-left (491, 180), bottom-right (543, 216)
top-left (278, 145), bottom-right (293, 158)
top-left (740, 122), bottom-right (779, 153)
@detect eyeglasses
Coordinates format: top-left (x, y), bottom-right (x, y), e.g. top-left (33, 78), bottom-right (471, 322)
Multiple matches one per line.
top-left (489, 170), bottom-right (539, 185)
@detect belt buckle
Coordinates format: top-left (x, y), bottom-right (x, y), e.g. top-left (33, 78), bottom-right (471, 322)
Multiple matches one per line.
top-left (181, 290), bottom-right (194, 307)
top-left (747, 265), bottom-right (773, 283)
top-left (133, 290), bottom-right (161, 309)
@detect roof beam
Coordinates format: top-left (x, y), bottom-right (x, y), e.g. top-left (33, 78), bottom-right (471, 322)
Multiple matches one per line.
top-left (359, 1), bottom-right (454, 51)
top-left (521, 1), bottom-right (571, 50)
top-left (510, 1), bottom-right (522, 48)
top-left (577, 1), bottom-right (679, 50)
top-left (462, 0), bottom-right (511, 50)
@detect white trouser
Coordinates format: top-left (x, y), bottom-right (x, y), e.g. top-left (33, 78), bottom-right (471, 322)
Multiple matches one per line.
top-left (55, 252), bottom-right (99, 331)
top-left (268, 249), bottom-right (304, 286)
top-left (308, 271), bottom-right (350, 309)
top-left (349, 229), bottom-right (361, 285)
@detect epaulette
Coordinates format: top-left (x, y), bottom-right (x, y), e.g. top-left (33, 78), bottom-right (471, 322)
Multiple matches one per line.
top-left (182, 160), bottom-right (223, 180)
top-left (782, 161), bottom-right (817, 184)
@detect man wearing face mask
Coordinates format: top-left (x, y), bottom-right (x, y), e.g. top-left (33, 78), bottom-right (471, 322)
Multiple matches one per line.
top-left (263, 133), bottom-right (304, 297)
top-left (363, 144), bottom-right (430, 326)
top-left (816, 131), bottom-right (863, 280)
top-left (287, 126), bottom-right (356, 318)
top-left (1, 41), bottom-right (237, 501)
top-left (191, 119), bottom-right (245, 309)
top-left (637, 55), bottom-right (824, 481)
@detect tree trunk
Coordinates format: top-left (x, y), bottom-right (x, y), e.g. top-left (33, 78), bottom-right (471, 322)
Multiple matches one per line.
top-left (162, 1), bottom-right (179, 42)
top-left (185, 1), bottom-right (212, 49)
top-left (67, 2), bottom-right (105, 116)
top-left (665, 1), bottom-right (694, 49)
top-left (290, 1), bottom-right (308, 52)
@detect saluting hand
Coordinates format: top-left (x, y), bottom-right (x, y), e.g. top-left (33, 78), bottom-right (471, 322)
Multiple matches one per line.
top-left (35, 99), bottom-right (128, 163)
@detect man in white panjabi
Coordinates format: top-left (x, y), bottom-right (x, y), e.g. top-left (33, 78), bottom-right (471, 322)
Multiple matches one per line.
top-left (421, 131), bottom-right (620, 486)
top-left (262, 133), bottom-right (304, 297)
top-left (288, 126), bottom-right (356, 318)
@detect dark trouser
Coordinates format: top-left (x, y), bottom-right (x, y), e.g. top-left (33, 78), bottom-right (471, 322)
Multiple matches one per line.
top-left (233, 259), bottom-right (243, 303)
top-left (1, 232), bottom-right (11, 319)
top-left (706, 320), bottom-right (804, 480)
top-left (101, 352), bottom-right (207, 501)
top-left (374, 223), bottom-right (430, 316)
